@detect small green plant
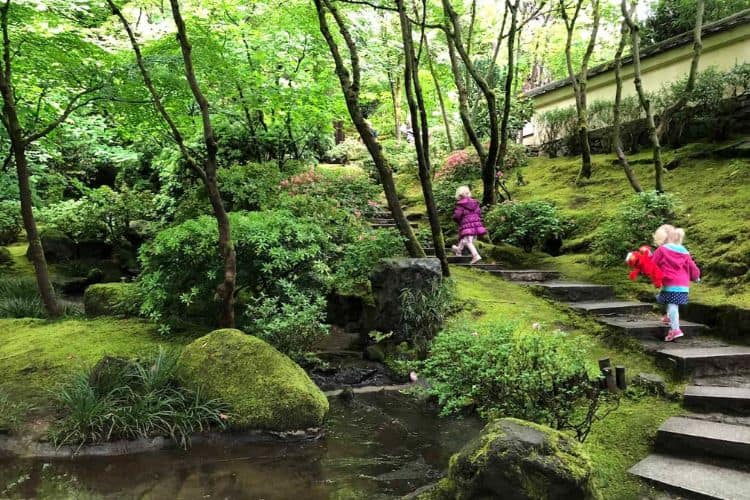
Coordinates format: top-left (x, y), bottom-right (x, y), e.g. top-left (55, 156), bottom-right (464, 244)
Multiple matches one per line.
top-left (52, 349), bottom-right (228, 449)
top-left (486, 200), bottom-right (567, 253)
top-left (592, 191), bottom-right (678, 266)
top-left (400, 278), bottom-right (456, 358)
top-left (243, 283), bottom-right (329, 361)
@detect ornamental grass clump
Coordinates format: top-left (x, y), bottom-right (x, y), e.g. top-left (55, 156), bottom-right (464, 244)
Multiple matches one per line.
top-left (52, 348), bottom-right (228, 449)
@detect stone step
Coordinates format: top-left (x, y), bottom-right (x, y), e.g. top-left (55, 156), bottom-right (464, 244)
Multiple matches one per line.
top-left (567, 300), bottom-right (653, 316)
top-left (447, 255), bottom-right (474, 264)
top-left (370, 217), bottom-right (396, 225)
top-left (489, 269), bottom-right (562, 282)
top-left (657, 345), bottom-right (750, 377)
top-left (684, 385), bottom-right (750, 415)
top-left (656, 416), bottom-right (750, 462)
top-left (629, 453), bottom-right (750, 500)
top-left (535, 281), bottom-right (614, 301)
top-left (369, 222), bottom-right (419, 229)
top-left (598, 315), bottom-right (706, 340)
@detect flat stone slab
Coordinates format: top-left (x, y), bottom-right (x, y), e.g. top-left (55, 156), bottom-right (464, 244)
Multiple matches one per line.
top-left (448, 255), bottom-right (474, 264)
top-left (536, 281), bottom-right (614, 301)
top-left (657, 416), bottom-right (750, 461)
top-left (629, 453), bottom-right (750, 500)
top-left (599, 315), bottom-right (705, 340)
top-left (488, 270), bottom-right (562, 282)
top-left (657, 345), bottom-right (750, 377)
top-left (567, 300), bottom-right (653, 316)
top-left (684, 385), bottom-right (750, 414)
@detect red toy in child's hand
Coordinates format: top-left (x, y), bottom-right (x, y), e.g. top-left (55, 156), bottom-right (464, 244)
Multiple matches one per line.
top-left (625, 245), bottom-right (664, 288)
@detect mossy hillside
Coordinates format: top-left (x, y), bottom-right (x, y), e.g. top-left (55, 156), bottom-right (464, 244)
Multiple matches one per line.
top-left (84, 282), bottom-right (141, 317)
top-left (450, 267), bottom-right (682, 499)
top-left (514, 147), bottom-right (750, 308)
top-left (177, 329), bottom-right (329, 431)
top-left (0, 318), bottom-right (183, 413)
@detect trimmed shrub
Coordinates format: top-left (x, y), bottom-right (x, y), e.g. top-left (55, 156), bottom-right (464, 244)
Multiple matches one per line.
top-left (177, 329), bottom-right (329, 431)
top-left (84, 282), bottom-right (141, 317)
top-left (486, 200), bottom-right (567, 253)
top-left (0, 200), bottom-right (22, 246)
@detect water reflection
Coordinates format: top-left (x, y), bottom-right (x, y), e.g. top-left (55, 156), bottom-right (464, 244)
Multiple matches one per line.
top-left (1, 391), bottom-right (481, 499)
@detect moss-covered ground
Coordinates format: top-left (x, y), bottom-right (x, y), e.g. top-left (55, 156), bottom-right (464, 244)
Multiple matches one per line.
top-left (0, 318), bottom-right (185, 429)
top-left (449, 266), bottom-right (682, 499)
top-left (514, 145), bottom-right (750, 308)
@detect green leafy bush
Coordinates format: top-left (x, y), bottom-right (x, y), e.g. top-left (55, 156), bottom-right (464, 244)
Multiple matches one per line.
top-left (400, 278), bottom-right (456, 357)
top-left (219, 162), bottom-right (287, 212)
top-left (84, 282), bottom-right (141, 317)
top-left (139, 210), bottom-right (333, 332)
top-left (422, 321), bottom-right (604, 440)
top-left (244, 283), bottom-right (328, 361)
top-left (40, 186), bottom-right (155, 244)
top-left (52, 349), bottom-right (228, 448)
top-left (281, 167), bottom-right (382, 216)
top-left (592, 191), bottom-right (678, 266)
top-left (333, 229), bottom-right (405, 296)
top-left (486, 200), bottom-right (566, 252)
top-left (326, 138), bottom-right (368, 163)
top-left (0, 200), bottom-right (22, 246)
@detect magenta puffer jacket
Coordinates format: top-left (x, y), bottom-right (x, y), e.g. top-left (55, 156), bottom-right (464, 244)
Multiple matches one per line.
top-left (453, 197), bottom-right (487, 238)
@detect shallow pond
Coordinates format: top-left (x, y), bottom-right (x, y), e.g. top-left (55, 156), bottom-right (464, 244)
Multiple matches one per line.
top-left (0, 391), bottom-right (482, 499)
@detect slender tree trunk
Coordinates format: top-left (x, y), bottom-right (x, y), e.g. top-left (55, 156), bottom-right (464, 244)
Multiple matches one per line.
top-left (622, 0), bottom-right (665, 192)
top-left (389, 73), bottom-right (403, 140)
top-left (560, 0), bottom-right (600, 181)
top-left (613, 13), bottom-right (642, 193)
top-left (497, 1), bottom-right (519, 201)
top-left (426, 50), bottom-right (454, 151)
top-left (314, 0), bottom-right (423, 257)
top-left (0, 1), bottom-right (60, 317)
top-left (397, 0), bottom-right (449, 276)
top-left (445, 33), bottom-right (485, 162)
top-left (655, 0), bottom-right (704, 144)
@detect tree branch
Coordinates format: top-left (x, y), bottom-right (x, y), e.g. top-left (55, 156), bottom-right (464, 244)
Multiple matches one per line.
top-left (23, 86), bottom-right (102, 145)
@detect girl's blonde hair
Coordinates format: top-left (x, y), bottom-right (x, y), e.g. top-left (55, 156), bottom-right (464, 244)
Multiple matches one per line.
top-left (455, 185), bottom-right (471, 200)
top-left (653, 224), bottom-right (685, 245)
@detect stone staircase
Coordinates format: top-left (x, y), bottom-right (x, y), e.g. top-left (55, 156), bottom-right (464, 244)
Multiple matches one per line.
top-left (452, 262), bottom-right (750, 499)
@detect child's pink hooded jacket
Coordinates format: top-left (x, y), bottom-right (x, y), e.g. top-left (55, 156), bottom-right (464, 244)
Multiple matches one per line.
top-left (652, 243), bottom-right (700, 291)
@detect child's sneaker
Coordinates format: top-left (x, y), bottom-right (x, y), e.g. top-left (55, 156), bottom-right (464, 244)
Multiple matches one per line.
top-left (664, 329), bottom-right (684, 342)
top-left (660, 315), bottom-right (670, 326)
top-left (451, 245), bottom-right (461, 257)
top-left (470, 256), bottom-right (482, 265)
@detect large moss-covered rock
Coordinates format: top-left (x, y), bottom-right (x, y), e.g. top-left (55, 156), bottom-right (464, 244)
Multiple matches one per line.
top-left (423, 418), bottom-right (600, 500)
top-left (84, 282), bottom-right (140, 317)
top-left (27, 229), bottom-right (75, 263)
top-left (177, 329), bottom-right (329, 431)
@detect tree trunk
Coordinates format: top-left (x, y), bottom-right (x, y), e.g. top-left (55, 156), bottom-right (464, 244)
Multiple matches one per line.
top-left (0, 2), bottom-right (60, 317)
top-left (427, 49), bottom-right (454, 151)
top-left (560, 0), bottom-right (600, 181)
top-left (497, 1), bottom-right (519, 200)
top-left (314, 0), bottom-right (423, 257)
top-left (397, 0), bottom-right (449, 276)
top-left (613, 13), bottom-right (642, 193)
top-left (622, 0), bottom-right (665, 192)
top-left (655, 0), bottom-right (704, 143)
top-left (389, 73), bottom-right (403, 140)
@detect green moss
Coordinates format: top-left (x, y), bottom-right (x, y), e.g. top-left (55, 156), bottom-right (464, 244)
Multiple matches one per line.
top-left (6, 242), bottom-right (34, 275)
top-left (0, 318), bottom-right (180, 417)
top-left (84, 282), bottom-right (141, 317)
top-left (177, 328), bottom-right (329, 431)
top-left (0, 246), bottom-right (11, 267)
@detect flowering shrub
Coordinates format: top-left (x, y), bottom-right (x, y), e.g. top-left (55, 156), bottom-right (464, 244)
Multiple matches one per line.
top-left (435, 149), bottom-right (481, 182)
top-left (280, 168), bottom-right (381, 216)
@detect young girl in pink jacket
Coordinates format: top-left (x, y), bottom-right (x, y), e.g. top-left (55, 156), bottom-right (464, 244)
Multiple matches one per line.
top-left (652, 224), bottom-right (701, 342)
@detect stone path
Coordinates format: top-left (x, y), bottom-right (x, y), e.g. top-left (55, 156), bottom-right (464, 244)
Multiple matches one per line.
top-left (370, 209), bottom-right (750, 498)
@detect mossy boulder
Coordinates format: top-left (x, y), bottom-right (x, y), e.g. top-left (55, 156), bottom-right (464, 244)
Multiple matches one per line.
top-left (27, 229), bottom-right (75, 263)
top-left (177, 329), bottom-right (329, 431)
top-left (426, 418), bottom-right (600, 500)
top-left (84, 282), bottom-right (140, 317)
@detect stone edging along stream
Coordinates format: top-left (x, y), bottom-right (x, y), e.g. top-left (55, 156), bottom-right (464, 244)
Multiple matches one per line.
top-left (0, 427), bottom-right (325, 459)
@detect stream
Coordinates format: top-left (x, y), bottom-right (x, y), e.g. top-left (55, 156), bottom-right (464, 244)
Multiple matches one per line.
top-left (0, 391), bottom-right (482, 499)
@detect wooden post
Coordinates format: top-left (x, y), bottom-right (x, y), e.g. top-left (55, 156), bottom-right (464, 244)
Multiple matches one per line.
top-left (602, 367), bottom-right (618, 393)
top-left (598, 357), bottom-right (611, 372)
top-left (616, 366), bottom-right (627, 390)
top-left (334, 120), bottom-right (345, 144)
